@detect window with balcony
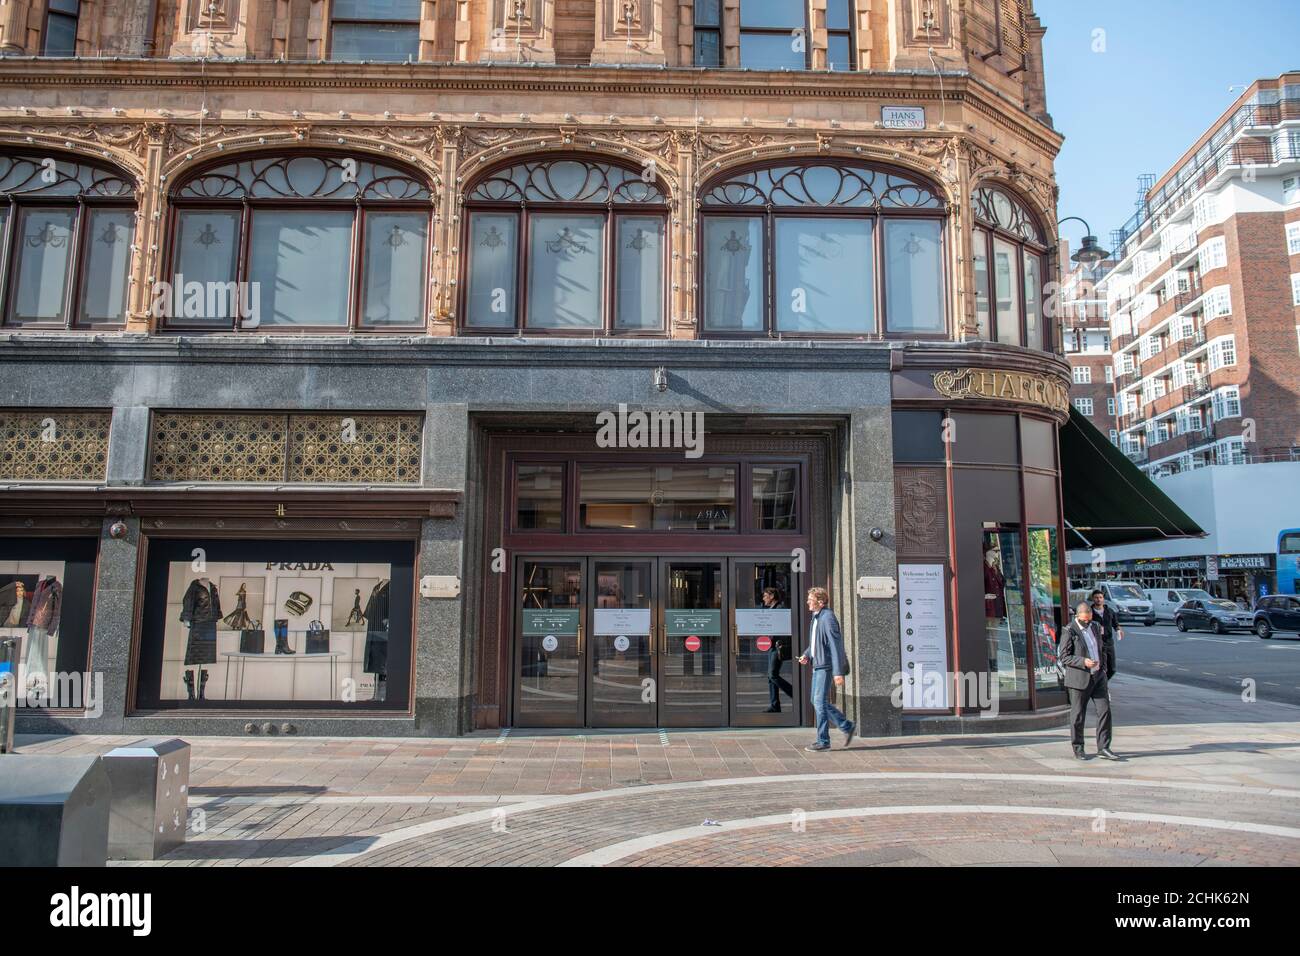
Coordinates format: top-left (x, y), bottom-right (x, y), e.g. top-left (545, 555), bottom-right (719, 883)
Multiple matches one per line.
top-left (1212, 386), bottom-right (1241, 420)
top-left (1072, 366), bottom-right (1091, 384)
top-left (1285, 177), bottom-right (1300, 205)
top-left (0, 153), bottom-right (135, 329)
top-left (1198, 237), bottom-right (1227, 274)
top-left (739, 1), bottom-right (809, 70)
top-left (693, 0), bottom-right (723, 66)
top-left (700, 160), bottom-right (945, 337)
top-left (331, 0), bottom-right (422, 62)
top-left (42, 0), bottom-right (80, 56)
top-left (971, 185), bottom-right (1049, 350)
top-left (167, 153), bottom-right (431, 330)
top-left (463, 158), bottom-right (667, 333)
top-left (1192, 193), bottom-right (1218, 231)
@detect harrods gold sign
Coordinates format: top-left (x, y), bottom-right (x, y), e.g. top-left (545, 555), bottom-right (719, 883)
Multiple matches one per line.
top-left (931, 368), bottom-right (1070, 415)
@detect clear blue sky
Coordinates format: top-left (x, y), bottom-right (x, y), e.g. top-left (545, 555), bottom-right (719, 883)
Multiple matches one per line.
top-left (1038, 0), bottom-right (1299, 251)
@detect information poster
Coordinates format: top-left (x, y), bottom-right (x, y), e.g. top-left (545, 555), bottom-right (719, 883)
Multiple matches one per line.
top-left (593, 608), bottom-right (651, 635)
top-left (664, 609), bottom-right (721, 636)
top-left (735, 608), bottom-right (792, 635)
top-left (897, 564), bottom-right (950, 709)
top-left (522, 609), bottom-right (580, 635)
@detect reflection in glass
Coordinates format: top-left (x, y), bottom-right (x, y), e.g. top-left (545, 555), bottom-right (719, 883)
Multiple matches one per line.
top-left (515, 464), bottom-right (564, 530)
top-left (775, 217), bottom-right (873, 333)
top-left (78, 209), bottom-right (133, 325)
top-left (740, 0), bottom-right (804, 28)
top-left (662, 561), bottom-right (724, 721)
top-left (248, 209), bottom-right (352, 326)
top-left (466, 212), bottom-right (518, 326)
top-left (518, 561), bottom-right (582, 723)
top-left (527, 213), bottom-right (604, 328)
top-left (615, 216), bottom-right (664, 330)
top-left (331, 24), bottom-right (420, 62)
top-left (579, 464), bottom-right (736, 530)
top-left (590, 561), bottom-right (654, 725)
top-left (703, 216), bottom-right (763, 331)
top-left (171, 210), bottom-right (241, 324)
top-left (739, 32), bottom-right (807, 70)
top-left (884, 219), bottom-right (944, 333)
top-left (752, 465), bottom-right (798, 530)
top-left (9, 208), bottom-right (75, 323)
top-left (972, 228), bottom-right (991, 339)
top-left (1023, 251), bottom-right (1043, 350)
top-left (734, 561), bottom-right (796, 720)
top-left (361, 211), bottom-right (426, 326)
top-left (993, 236), bottom-right (1021, 346)
top-left (983, 525), bottom-right (1028, 702)
top-left (1028, 526), bottom-right (1062, 693)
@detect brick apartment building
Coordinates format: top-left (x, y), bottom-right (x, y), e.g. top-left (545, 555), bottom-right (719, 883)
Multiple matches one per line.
top-left (1100, 71), bottom-right (1300, 478)
top-left (1060, 242), bottom-right (1118, 442)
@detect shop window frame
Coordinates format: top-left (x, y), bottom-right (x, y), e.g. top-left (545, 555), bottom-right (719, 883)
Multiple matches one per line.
top-left (971, 183), bottom-right (1052, 351)
top-left (164, 151), bottom-right (432, 333)
top-left (0, 152), bottom-right (136, 330)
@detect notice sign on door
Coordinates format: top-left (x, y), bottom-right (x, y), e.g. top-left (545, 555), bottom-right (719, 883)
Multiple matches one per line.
top-left (523, 609), bottom-right (580, 636)
top-left (897, 564), bottom-right (950, 709)
top-left (594, 608), bottom-right (651, 635)
top-left (665, 609), bottom-right (721, 636)
top-left (735, 608), bottom-right (792, 635)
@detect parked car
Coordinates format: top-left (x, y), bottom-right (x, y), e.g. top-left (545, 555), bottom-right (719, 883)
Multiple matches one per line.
top-left (1174, 599), bottom-right (1256, 634)
top-left (1092, 581), bottom-right (1156, 626)
top-left (1253, 595), bottom-right (1300, 639)
top-left (1145, 587), bottom-right (1215, 621)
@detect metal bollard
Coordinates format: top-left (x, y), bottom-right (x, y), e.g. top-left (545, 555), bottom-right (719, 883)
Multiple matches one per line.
top-left (0, 638), bottom-right (16, 754)
top-left (101, 738), bottom-right (191, 861)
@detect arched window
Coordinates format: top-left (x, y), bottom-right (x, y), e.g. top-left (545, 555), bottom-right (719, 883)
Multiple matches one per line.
top-left (699, 161), bottom-right (946, 337)
top-left (971, 184), bottom-right (1049, 350)
top-left (0, 153), bottom-right (135, 329)
top-left (167, 153), bottom-right (431, 330)
top-left (461, 158), bottom-right (668, 333)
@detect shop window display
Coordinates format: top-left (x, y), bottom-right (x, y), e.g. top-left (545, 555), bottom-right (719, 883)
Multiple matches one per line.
top-left (136, 539), bottom-right (412, 710)
top-left (0, 537), bottom-right (96, 705)
top-left (982, 525), bottom-right (1028, 703)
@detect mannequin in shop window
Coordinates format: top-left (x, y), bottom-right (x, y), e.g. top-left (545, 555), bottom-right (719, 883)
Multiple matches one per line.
top-left (23, 575), bottom-right (61, 694)
top-left (363, 580), bottom-right (391, 702)
top-left (180, 577), bottom-right (222, 702)
top-left (984, 543), bottom-right (1008, 672)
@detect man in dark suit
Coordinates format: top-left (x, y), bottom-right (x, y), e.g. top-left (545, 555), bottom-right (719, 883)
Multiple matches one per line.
top-left (798, 586), bottom-right (854, 752)
top-left (1059, 602), bottom-right (1120, 761)
top-left (1089, 589), bottom-right (1121, 679)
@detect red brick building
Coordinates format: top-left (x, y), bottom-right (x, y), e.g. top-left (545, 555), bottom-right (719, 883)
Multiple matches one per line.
top-left (1101, 71), bottom-right (1300, 477)
top-left (1060, 242), bottom-right (1118, 442)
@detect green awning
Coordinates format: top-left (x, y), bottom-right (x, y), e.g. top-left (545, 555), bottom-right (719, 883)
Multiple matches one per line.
top-left (1059, 406), bottom-right (1206, 549)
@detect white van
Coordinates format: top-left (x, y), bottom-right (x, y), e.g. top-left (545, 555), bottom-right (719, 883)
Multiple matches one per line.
top-left (1091, 581), bottom-right (1156, 626)
top-left (1145, 587), bottom-right (1215, 621)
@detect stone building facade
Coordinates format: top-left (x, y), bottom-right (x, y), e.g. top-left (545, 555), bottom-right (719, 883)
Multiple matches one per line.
top-left (0, 1), bottom-right (1078, 739)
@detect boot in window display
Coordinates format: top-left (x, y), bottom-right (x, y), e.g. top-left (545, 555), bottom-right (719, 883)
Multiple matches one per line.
top-left (180, 577), bottom-right (221, 703)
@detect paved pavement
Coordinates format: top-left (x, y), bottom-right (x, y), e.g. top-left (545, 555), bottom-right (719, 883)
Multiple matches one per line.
top-left (1116, 621), bottom-right (1300, 706)
top-left (14, 673), bottom-right (1300, 867)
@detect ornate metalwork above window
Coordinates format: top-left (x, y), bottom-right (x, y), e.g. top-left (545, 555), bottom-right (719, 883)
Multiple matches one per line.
top-left (0, 155), bottom-right (134, 199)
top-left (149, 412), bottom-right (422, 484)
top-left (174, 155), bottom-right (430, 201)
top-left (973, 185), bottom-right (1043, 244)
top-left (0, 410), bottom-right (111, 482)
top-left (465, 160), bottom-right (666, 204)
top-left (700, 163), bottom-right (943, 209)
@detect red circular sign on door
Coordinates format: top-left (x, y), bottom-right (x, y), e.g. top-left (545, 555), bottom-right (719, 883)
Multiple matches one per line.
top-left (684, 635), bottom-right (702, 652)
top-left (755, 636), bottom-right (772, 652)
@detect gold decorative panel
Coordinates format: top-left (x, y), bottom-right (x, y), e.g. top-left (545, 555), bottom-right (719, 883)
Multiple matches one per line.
top-left (894, 467), bottom-right (948, 558)
top-left (149, 412), bottom-right (423, 484)
top-left (288, 415), bottom-right (423, 484)
top-left (0, 410), bottom-right (111, 482)
top-left (150, 413), bottom-right (287, 482)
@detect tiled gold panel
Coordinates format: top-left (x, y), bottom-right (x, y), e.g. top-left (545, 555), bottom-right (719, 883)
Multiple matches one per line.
top-left (150, 413), bottom-right (287, 482)
top-left (149, 412), bottom-right (422, 484)
top-left (288, 415), bottom-right (422, 483)
top-left (0, 410), bottom-right (111, 481)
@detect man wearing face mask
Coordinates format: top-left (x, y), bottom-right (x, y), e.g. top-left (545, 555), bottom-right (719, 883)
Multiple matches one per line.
top-left (1059, 602), bottom-right (1120, 761)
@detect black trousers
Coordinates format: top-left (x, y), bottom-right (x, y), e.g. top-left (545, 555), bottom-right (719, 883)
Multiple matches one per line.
top-left (767, 648), bottom-right (793, 709)
top-left (1067, 675), bottom-right (1113, 751)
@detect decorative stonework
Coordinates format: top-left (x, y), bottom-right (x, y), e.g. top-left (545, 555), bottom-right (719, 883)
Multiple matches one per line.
top-left (149, 412), bottom-right (287, 482)
top-left (0, 411), bottom-right (111, 482)
top-left (932, 367), bottom-right (1070, 415)
top-left (287, 415), bottom-right (423, 484)
top-left (894, 468), bottom-right (948, 558)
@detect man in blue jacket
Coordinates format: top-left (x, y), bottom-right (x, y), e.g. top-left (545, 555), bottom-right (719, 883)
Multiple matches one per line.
top-left (798, 586), bottom-right (855, 752)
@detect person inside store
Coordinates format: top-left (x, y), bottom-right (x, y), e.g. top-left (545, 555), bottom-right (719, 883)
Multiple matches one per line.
top-left (1088, 588), bottom-right (1120, 681)
top-left (1059, 602), bottom-right (1120, 761)
top-left (798, 586), bottom-right (855, 752)
top-left (761, 586), bottom-right (793, 714)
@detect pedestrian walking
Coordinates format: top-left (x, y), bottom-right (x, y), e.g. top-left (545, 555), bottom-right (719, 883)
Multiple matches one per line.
top-left (798, 587), bottom-right (855, 752)
top-left (1060, 602), bottom-right (1120, 761)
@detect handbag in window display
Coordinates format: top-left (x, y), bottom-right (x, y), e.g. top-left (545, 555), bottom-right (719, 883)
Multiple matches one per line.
top-left (305, 620), bottom-right (331, 654)
top-left (239, 620), bottom-right (265, 654)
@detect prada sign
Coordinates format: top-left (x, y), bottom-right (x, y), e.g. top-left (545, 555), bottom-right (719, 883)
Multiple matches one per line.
top-left (932, 368), bottom-right (1070, 415)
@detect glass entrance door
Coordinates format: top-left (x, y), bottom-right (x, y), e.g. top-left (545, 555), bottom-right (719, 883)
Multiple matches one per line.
top-left (588, 559), bottom-right (656, 726)
top-left (515, 558), bottom-right (584, 727)
top-left (660, 559), bottom-right (727, 726)
top-left (732, 559), bottom-right (800, 726)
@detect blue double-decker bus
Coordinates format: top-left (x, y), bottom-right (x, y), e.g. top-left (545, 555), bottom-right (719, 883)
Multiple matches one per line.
top-left (1279, 529), bottom-right (1300, 596)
